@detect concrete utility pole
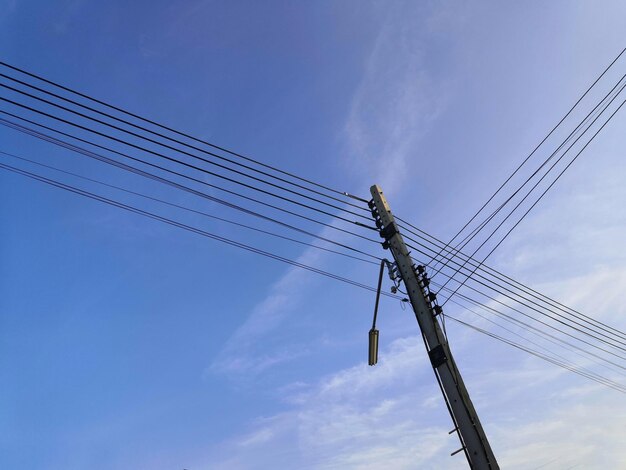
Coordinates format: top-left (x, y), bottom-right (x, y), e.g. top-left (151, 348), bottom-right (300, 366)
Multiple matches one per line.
top-left (369, 185), bottom-right (499, 470)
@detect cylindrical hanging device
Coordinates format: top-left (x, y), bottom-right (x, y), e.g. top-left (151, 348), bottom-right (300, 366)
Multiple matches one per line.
top-left (368, 328), bottom-right (379, 366)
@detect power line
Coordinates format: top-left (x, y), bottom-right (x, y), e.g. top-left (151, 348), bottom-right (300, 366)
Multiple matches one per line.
top-left (0, 161), bottom-right (395, 298)
top-left (0, 90), bottom-right (376, 228)
top-left (0, 60), bottom-right (370, 203)
top-left (0, 116), bottom-right (381, 260)
top-left (458, 302), bottom-right (624, 381)
top-left (424, 46), bottom-right (626, 274)
top-left (9, 58), bottom-right (624, 346)
top-left (20, 91), bottom-right (620, 348)
top-left (0, 149), bottom-right (380, 266)
top-left (13, 145), bottom-right (621, 369)
top-left (8, 112), bottom-right (620, 356)
top-left (4, 158), bottom-right (624, 392)
top-left (3, 60), bottom-right (625, 396)
top-left (399, 234), bottom-right (626, 354)
top-left (428, 72), bottom-right (626, 280)
top-left (442, 286), bottom-right (626, 376)
top-left (391, 73), bottom-right (626, 341)
top-left (438, 93), bottom-right (626, 309)
top-left (11, 141), bottom-right (626, 374)
top-left (402, 244), bottom-right (626, 369)
top-left (0, 70), bottom-right (371, 214)
top-left (436, 73), bottom-right (625, 268)
top-left (0, 112), bottom-right (381, 245)
top-left (363, 211), bottom-right (626, 375)
top-left (427, 72), bottom-right (626, 278)
top-left (394, 219), bottom-right (626, 342)
top-left (448, 296), bottom-right (626, 386)
top-left (401, 231), bottom-right (626, 349)
top-left (446, 315), bottom-right (626, 394)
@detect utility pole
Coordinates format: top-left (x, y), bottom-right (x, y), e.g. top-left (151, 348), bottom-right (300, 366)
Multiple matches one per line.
top-left (369, 185), bottom-right (499, 470)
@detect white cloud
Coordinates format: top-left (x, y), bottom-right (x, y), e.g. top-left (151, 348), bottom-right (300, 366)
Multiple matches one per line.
top-left (237, 426), bottom-right (276, 448)
top-left (198, 3), bottom-right (626, 469)
top-left (342, 3), bottom-right (453, 199)
top-left (199, 203), bottom-right (626, 467)
top-left (206, 218), bottom-right (371, 379)
top-left (195, 325), bottom-right (626, 469)
top-left (206, 0), bottom-right (462, 384)
top-left (194, 335), bottom-right (460, 469)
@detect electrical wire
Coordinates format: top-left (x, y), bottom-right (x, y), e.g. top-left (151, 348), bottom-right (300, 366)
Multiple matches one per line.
top-left (0, 117), bottom-right (381, 261)
top-left (15, 138), bottom-right (624, 376)
top-left (393, 78), bottom-right (626, 334)
top-left (3, 158), bottom-right (623, 393)
top-left (0, 59), bottom-right (623, 392)
top-left (0, 113), bottom-right (381, 246)
top-left (447, 296), bottom-right (626, 384)
top-left (423, 46), bottom-right (626, 273)
top-left (0, 60), bottom-right (370, 203)
top-left (438, 93), bottom-right (626, 309)
top-left (400, 234), bottom-right (626, 354)
top-left (395, 220), bottom-right (626, 342)
top-left (427, 73), bottom-right (626, 281)
top-left (446, 315), bottom-right (626, 394)
top-left (372, 217), bottom-right (626, 386)
top-left (441, 285), bottom-right (626, 376)
top-left (0, 77), bottom-right (372, 222)
top-left (0, 70), bottom-right (372, 214)
top-left (403, 234), bottom-right (626, 350)
top-left (451, 275), bottom-right (626, 361)
top-left (0, 161), bottom-right (397, 299)
top-left (10, 61), bottom-right (623, 349)
top-left (431, 74), bottom-right (624, 271)
top-left (403, 247), bottom-right (626, 372)
top-left (13, 80), bottom-right (620, 348)
top-left (0, 149), bottom-right (380, 266)
top-left (0, 91), bottom-right (376, 228)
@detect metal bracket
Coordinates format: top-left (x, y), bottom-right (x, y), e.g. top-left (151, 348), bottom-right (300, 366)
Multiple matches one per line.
top-left (428, 344), bottom-right (448, 368)
top-left (380, 222), bottom-right (398, 240)
top-left (385, 260), bottom-right (399, 280)
top-left (451, 447), bottom-right (466, 457)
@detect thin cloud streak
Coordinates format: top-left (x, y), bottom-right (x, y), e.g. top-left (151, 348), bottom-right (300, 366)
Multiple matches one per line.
top-left (199, 2), bottom-right (626, 468)
top-left (343, 4), bottom-right (452, 199)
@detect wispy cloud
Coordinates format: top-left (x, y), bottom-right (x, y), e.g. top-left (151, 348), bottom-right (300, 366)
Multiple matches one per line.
top-left (195, 324), bottom-right (626, 469)
top-left (206, 1), bottom-right (462, 382)
top-left (207, 261), bottom-right (312, 377)
top-left (198, 3), bottom-right (626, 468)
top-left (206, 221), bottom-right (360, 379)
top-left (343, 3), bottom-right (455, 199)
top-left (199, 189), bottom-right (626, 467)
top-left (195, 335), bottom-right (456, 469)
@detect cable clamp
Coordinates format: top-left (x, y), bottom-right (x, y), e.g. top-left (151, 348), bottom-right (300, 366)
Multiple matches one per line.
top-left (379, 222), bottom-right (398, 240)
top-left (385, 261), bottom-right (399, 280)
top-left (428, 344), bottom-right (448, 368)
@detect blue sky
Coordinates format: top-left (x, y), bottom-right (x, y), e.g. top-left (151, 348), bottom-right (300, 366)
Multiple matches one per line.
top-left (1, 1), bottom-right (626, 469)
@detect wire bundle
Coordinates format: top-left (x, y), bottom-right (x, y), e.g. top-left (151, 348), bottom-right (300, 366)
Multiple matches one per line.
top-left (1, 52), bottom-right (625, 394)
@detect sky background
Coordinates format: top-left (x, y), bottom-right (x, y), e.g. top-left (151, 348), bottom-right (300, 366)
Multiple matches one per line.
top-left (1, 1), bottom-right (626, 469)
